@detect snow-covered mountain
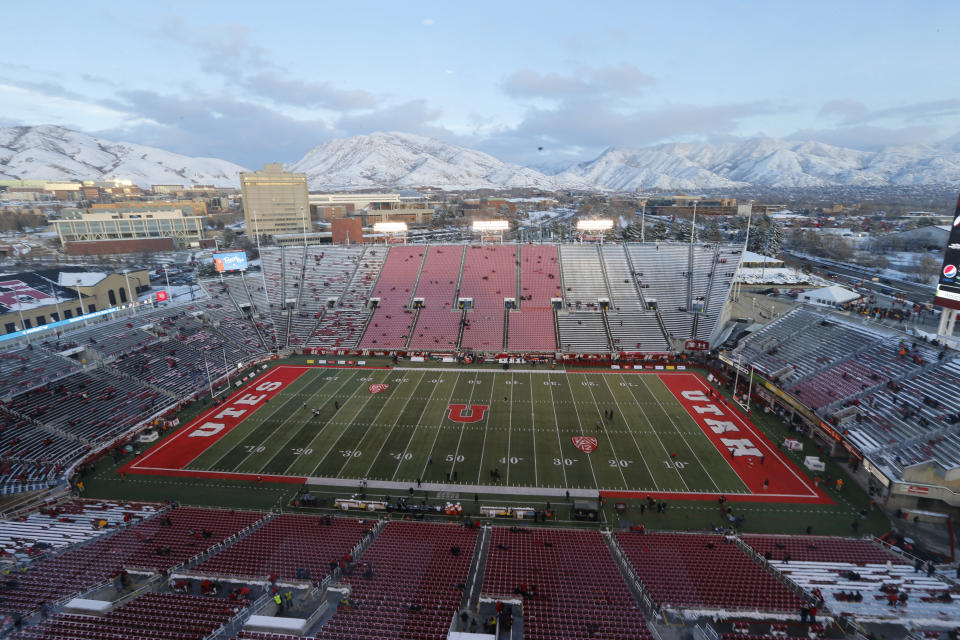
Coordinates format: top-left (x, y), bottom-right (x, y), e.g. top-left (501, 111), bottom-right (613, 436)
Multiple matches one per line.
top-left (558, 138), bottom-right (960, 190)
top-left (289, 132), bottom-right (582, 191)
top-left (0, 125), bottom-right (248, 187)
top-left (3, 125), bottom-right (958, 192)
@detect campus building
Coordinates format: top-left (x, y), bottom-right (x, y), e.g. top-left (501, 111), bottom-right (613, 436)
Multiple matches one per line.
top-left (241, 164), bottom-right (310, 237)
top-left (0, 267), bottom-right (150, 335)
top-left (52, 208), bottom-right (205, 253)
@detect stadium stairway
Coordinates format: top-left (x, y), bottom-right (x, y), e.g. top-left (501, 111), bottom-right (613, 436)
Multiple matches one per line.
top-left (176, 511), bottom-right (276, 576)
top-left (622, 245), bottom-right (672, 348)
top-left (600, 308), bottom-right (616, 352)
top-left (605, 528), bottom-right (657, 613)
top-left (403, 307), bottom-right (421, 350)
top-left (459, 525), bottom-right (491, 617)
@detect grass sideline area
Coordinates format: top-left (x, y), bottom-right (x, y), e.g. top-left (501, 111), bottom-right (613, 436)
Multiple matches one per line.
top-left (78, 356), bottom-right (891, 537)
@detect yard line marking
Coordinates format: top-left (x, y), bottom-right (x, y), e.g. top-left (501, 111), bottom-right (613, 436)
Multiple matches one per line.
top-left (255, 371), bottom-right (359, 473)
top-left (581, 373), bottom-right (629, 488)
top-left (412, 373), bottom-right (462, 482)
top-left (545, 372), bottom-right (569, 489)
top-left (619, 374), bottom-right (689, 491)
top-left (202, 369), bottom-right (325, 471)
top-left (528, 372), bottom-right (539, 487)
top-left (601, 374), bottom-right (656, 486)
top-left (328, 371), bottom-right (410, 479)
top-left (308, 370), bottom-right (391, 477)
top-left (448, 371), bottom-right (486, 479)
top-left (637, 374), bottom-right (721, 492)
top-left (559, 373), bottom-right (600, 490)
top-left (499, 371), bottom-right (515, 486)
top-left (360, 371), bottom-right (429, 479)
top-left (472, 371), bottom-right (499, 485)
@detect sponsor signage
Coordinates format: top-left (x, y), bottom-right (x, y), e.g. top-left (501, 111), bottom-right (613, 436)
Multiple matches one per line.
top-left (369, 383), bottom-right (389, 394)
top-left (934, 195), bottom-right (960, 307)
top-left (156, 290), bottom-right (168, 302)
top-left (213, 251), bottom-right (248, 273)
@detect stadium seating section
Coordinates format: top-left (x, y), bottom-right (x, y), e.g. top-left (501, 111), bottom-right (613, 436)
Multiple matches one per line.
top-left (614, 532), bottom-right (805, 612)
top-left (483, 527), bottom-right (651, 640)
top-left (0, 499), bottom-right (949, 638)
top-left (734, 306), bottom-right (960, 481)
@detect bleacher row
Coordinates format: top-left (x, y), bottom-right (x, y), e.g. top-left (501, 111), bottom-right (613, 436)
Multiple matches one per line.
top-left (0, 502), bottom-right (937, 638)
top-left (0, 295), bottom-right (270, 493)
top-left (733, 306), bottom-right (960, 477)
top-left (209, 242), bottom-right (742, 355)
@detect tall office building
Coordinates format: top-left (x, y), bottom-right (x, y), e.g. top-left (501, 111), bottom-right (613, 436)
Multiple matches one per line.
top-left (240, 164), bottom-right (310, 237)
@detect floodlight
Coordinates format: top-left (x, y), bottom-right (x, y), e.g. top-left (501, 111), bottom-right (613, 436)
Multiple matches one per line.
top-left (576, 219), bottom-right (614, 231)
top-left (472, 220), bottom-right (510, 232)
top-left (373, 222), bottom-right (408, 232)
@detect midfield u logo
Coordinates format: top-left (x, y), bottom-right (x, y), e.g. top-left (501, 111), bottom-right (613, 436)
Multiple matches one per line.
top-left (447, 404), bottom-right (490, 423)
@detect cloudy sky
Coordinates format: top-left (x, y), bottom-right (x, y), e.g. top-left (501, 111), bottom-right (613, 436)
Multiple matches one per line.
top-left (1, 1), bottom-right (957, 169)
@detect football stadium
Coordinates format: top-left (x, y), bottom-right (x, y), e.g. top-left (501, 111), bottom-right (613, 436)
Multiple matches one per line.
top-left (0, 239), bottom-right (958, 640)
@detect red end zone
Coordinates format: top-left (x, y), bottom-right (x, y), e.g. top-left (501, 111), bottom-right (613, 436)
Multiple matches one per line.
top-left (120, 366), bottom-right (309, 483)
top-left (603, 373), bottom-right (832, 505)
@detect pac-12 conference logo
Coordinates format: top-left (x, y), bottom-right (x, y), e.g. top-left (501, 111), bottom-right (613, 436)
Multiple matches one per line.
top-left (944, 264), bottom-right (957, 280)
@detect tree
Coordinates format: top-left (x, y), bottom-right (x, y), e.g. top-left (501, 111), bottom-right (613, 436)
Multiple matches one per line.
top-left (649, 221), bottom-right (668, 242)
top-left (622, 222), bottom-right (643, 242)
top-left (762, 222), bottom-right (784, 257)
top-left (673, 221), bottom-right (691, 243)
top-left (702, 219), bottom-right (722, 242)
top-left (222, 228), bottom-right (236, 248)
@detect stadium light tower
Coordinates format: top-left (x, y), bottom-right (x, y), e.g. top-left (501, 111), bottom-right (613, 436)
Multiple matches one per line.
top-left (576, 219), bottom-right (614, 244)
top-left (373, 221), bottom-right (408, 245)
top-left (472, 220), bottom-right (509, 244)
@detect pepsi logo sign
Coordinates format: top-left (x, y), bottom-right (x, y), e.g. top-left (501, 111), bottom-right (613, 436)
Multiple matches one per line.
top-left (944, 265), bottom-right (957, 279)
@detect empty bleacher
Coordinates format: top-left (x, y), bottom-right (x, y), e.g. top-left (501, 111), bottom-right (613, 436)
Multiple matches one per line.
top-left (316, 520), bottom-right (478, 640)
top-left (6, 369), bottom-right (165, 443)
top-left (557, 312), bottom-right (609, 353)
top-left (559, 245), bottom-right (609, 312)
top-left (11, 592), bottom-right (249, 640)
top-left (0, 500), bottom-right (158, 557)
top-left (358, 246), bottom-right (425, 350)
top-left (460, 245), bottom-right (516, 351)
top-left (408, 246), bottom-right (464, 351)
top-left (0, 507), bottom-right (263, 616)
top-left (195, 515), bottom-right (369, 581)
top-left (628, 244), bottom-right (693, 340)
top-left (736, 308), bottom-right (882, 382)
top-left (508, 244), bottom-right (560, 351)
top-left (483, 527), bottom-right (651, 640)
top-left (615, 532), bottom-right (804, 613)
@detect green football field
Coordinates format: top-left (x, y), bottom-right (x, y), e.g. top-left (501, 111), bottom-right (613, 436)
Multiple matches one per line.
top-left (163, 366), bottom-right (756, 494)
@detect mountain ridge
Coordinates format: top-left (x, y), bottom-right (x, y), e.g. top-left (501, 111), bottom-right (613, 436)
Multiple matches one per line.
top-left (3, 125), bottom-right (959, 191)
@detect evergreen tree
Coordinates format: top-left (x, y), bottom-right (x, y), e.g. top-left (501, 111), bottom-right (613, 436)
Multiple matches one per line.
top-left (649, 221), bottom-right (668, 241)
top-left (764, 222), bottom-right (784, 257)
top-left (702, 219), bottom-right (722, 242)
top-left (673, 221), bottom-right (691, 243)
